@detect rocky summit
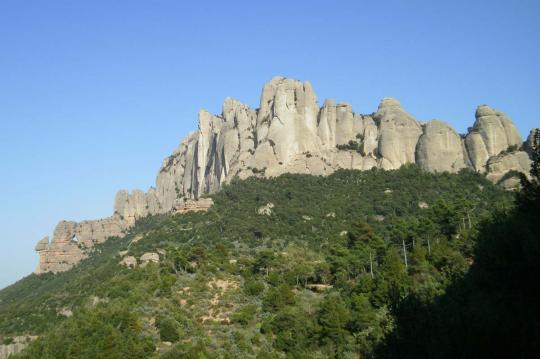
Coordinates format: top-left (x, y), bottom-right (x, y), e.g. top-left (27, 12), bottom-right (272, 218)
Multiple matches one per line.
top-left (34, 76), bottom-right (537, 274)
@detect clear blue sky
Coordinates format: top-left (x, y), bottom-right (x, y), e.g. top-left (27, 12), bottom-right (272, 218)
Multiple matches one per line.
top-left (1, 0), bottom-right (538, 289)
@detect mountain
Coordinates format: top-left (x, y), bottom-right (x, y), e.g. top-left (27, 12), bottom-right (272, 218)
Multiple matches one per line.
top-left (0, 166), bottom-right (517, 358)
top-left (2, 124), bottom-right (539, 358)
top-left (33, 77), bottom-right (537, 275)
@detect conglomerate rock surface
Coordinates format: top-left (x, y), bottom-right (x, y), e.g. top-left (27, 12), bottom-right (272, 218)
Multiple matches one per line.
top-left (34, 76), bottom-right (536, 274)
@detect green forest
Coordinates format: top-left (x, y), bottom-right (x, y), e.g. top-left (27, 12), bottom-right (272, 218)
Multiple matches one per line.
top-left (1, 137), bottom-right (539, 358)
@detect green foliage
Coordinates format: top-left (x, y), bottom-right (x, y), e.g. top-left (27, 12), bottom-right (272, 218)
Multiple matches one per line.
top-left (263, 307), bottom-right (314, 356)
top-left (243, 279), bottom-right (265, 296)
top-left (14, 301), bottom-right (155, 359)
top-left (0, 166), bottom-right (518, 357)
top-left (156, 315), bottom-right (180, 342)
top-left (231, 304), bottom-right (257, 326)
top-left (318, 292), bottom-right (351, 357)
top-left (262, 284), bottom-right (296, 312)
top-left (380, 134), bottom-right (540, 358)
top-left (2, 337), bottom-right (14, 345)
top-left (336, 140), bottom-right (362, 153)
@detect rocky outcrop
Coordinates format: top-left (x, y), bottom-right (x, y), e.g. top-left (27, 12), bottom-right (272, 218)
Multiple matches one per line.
top-left (140, 252), bottom-right (160, 267)
top-left (465, 105), bottom-right (525, 173)
top-left (473, 105), bottom-right (522, 156)
top-left (376, 98), bottom-right (423, 170)
top-left (257, 203), bottom-right (275, 216)
top-left (486, 151), bottom-right (532, 187)
top-left (0, 336), bottom-right (37, 359)
top-left (34, 76), bottom-right (535, 274)
top-left (119, 256), bottom-right (137, 268)
top-left (416, 120), bottom-right (467, 173)
top-left (35, 191), bottom-right (148, 274)
top-left (174, 198), bottom-right (214, 214)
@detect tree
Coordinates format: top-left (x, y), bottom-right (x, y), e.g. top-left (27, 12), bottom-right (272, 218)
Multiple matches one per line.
top-left (318, 292), bottom-right (351, 358)
top-left (156, 316), bottom-right (180, 342)
top-left (348, 294), bottom-right (392, 358)
top-left (519, 128), bottom-right (540, 211)
top-left (382, 130), bottom-right (540, 357)
top-left (262, 284), bottom-right (296, 312)
top-left (372, 248), bottom-right (409, 308)
top-left (263, 307), bottom-right (313, 355)
top-left (347, 222), bottom-right (386, 278)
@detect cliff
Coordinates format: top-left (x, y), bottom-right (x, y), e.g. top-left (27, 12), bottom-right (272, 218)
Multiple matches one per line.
top-left (34, 76), bottom-right (537, 274)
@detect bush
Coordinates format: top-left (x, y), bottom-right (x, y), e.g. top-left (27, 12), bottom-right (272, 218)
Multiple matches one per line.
top-left (156, 316), bottom-right (180, 342)
top-left (231, 304), bottom-right (257, 326)
top-left (244, 279), bottom-right (265, 296)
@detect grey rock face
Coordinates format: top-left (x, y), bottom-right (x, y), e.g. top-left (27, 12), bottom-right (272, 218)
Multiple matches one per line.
top-left (465, 132), bottom-right (490, 173)
top-left (473, 105), bottom-right (522, 156)
top-left (416, 120), bottom-right (466, 172)
top-left (465, 106), bottom-right (524, 173)
top-left (486, 151), bottom-right (532, 184)
top-left (375, 98), bottom-right (423, 169)
top-left (34, 77), bottom-right (534, 274)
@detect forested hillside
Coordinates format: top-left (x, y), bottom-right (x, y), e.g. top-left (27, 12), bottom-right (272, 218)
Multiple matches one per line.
top-left (381, 135), bottom-right (540, 358)
top-left (1, 163), bottom-right (534, 358)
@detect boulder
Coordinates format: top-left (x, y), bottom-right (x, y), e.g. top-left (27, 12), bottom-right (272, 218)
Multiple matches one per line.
top-left (119, 256), bottom-right (137, 268)
top-left (257, 203), bottom-right (274, 216)
top-left (140, 252), bottom-right (160, 267)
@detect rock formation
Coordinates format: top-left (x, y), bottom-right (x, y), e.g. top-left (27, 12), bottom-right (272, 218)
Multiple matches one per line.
top-left (0, 336), bottom-right (37, 359)
top-left (34, 76), bottom-right (535, 274)
top-left (416, 120), bottom-right (467, 173)
top-left (174, 198), bottom-right (214, 214)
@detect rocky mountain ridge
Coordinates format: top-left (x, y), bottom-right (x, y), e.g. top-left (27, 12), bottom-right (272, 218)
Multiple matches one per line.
top-left (35, 76), bottom-right (537, 274)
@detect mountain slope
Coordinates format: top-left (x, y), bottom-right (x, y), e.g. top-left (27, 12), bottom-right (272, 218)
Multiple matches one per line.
top-left (0, 166), bottom-right (514, 358)
top-left (380, 132), bottom-right (540, 358)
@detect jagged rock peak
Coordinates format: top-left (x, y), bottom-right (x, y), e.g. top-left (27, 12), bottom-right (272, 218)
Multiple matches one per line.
top-left (475, 104), bottom-right (498, 117)
top-left (378, 97), bottom-right (402, 109)
top-left (472, 104), bottom-right (523, 155)
top-left (375, 96), bottom-right (422, 169)
top-left (34, 236), bottom-right (49, 251)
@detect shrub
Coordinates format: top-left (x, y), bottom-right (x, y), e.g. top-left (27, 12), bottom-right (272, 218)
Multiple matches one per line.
top-left (231, 304), bottom-right (258, 326)
top-left (244, 279), bottom-right (265, 296)
top-left (156, 316), bottom-right (180, 342)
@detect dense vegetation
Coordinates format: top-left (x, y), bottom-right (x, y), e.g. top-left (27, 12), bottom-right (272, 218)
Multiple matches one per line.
top-left (381, 135), bottom-right (540, 358)
top-left (1, 157), bottom-right (537, 358)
